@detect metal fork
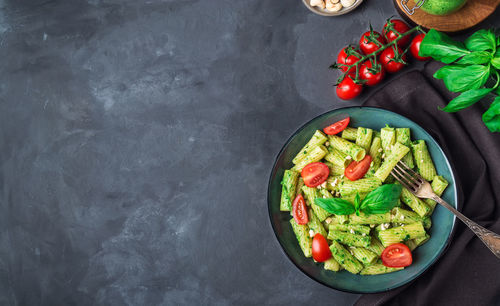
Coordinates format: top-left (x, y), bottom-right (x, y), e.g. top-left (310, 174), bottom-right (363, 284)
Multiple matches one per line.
top-left (391, 161), bottom-right (500, 259)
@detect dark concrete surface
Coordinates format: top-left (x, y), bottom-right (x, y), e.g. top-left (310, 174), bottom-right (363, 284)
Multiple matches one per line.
top-left (0, 0), bottom-right (498, 305)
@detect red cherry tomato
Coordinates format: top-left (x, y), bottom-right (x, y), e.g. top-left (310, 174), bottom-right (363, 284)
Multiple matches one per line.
top-left (336, 76), bottom-right (363, 100)
top-left (410, 33), bottom-right (431, 61)
top-left (381, 243), bottom-right (413, 268)
top-left (301, 162), bottom-right (330, 188)
top-left (292, 194), bottom-right (308, 225)
top-left (323, 117), bottom-right (350, 135)
top-left (359, 31), bottom-right (386, 55)
top-left (337, 46), bottom-right (362, 74)
top-left (344, 155), bottom-right (372, 181)
top-left (380, 47), bottom-right (407, 73)
top-left (312, 233), bottom-right (332, 262)
top-left (359, 61), bottom-right (385, 86)
top-left (383, 19), bottom-right (411, 47)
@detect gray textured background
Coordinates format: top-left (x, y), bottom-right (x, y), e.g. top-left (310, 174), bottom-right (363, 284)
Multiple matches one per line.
top-left (0, 0), bottom-right (498, 305)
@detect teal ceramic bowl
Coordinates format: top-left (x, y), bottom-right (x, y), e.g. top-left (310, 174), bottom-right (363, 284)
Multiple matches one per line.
top-left (268, 107), bottom-right (457, 293)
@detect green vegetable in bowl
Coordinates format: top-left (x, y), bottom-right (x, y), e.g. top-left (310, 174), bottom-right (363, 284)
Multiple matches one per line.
top-left (419, 29), bottom-right (500, 132)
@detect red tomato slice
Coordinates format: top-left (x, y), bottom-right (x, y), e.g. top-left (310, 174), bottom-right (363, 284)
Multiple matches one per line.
top-left (381, 243), bottom-right (413, 268)
top-left (344, 155), bottom-right (372, 181)
top-left (323, 117), bottom-right (350, 135)
top-left (301, 162), bottom-right (330, 187)
top-left (292, 194), bottom-right (308, 225)
top-left (312, 233), bottom-right (332, 262)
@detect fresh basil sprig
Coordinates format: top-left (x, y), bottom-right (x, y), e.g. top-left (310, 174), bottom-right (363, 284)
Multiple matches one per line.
top-left (420, 29), bottom-right (500, 132)
top-left (314, 184), bottom-right (402, 216)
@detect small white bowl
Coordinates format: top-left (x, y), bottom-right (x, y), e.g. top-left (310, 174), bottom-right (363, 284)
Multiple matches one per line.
top-left (302, 0), bottom-right (364, 16)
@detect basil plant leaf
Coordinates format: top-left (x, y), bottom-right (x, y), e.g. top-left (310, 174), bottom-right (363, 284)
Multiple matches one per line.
top-left (354, 193), bottom-right (361, 216)
top-left (442, 88), bottom-right (494, 112)
top-left (456, 51), bottom-right (492, 65)
top-left (433, 65), bottom-right (464, 80)
top-left (419, 29), bottom-right (470, 64)
top-left (314, 198), bottom-right (355, 216)
top-left (441, 65), bottom-right (490, 93)
top-left (359, 184), bottom-right (402, 215)
top-left (464, 29), bottom-right (497, 52)
top-left (482, 96), bottom-right (500, 133)
top-left (492, 49), bottom-right (500, 70)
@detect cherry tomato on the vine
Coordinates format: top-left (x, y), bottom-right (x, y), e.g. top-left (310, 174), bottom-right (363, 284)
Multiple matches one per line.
top-left (336, 76), bottom-right (363, 100)
top-left (379, 47), bottom-right (407, 73)
top-left (359, 61), bottom-right (385, 86)
top-left (383, 19), bottom-right (411, 47)
top-left (410, 33), bottom-right (431, 61)
top-left (337, 46), bottom-right (362, 74)
top-left (359, 31), bottom-right (386, 55)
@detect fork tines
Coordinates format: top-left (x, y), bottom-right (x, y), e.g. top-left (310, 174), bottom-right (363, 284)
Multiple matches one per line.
top-left (391, 161), bottom-right (424, 193)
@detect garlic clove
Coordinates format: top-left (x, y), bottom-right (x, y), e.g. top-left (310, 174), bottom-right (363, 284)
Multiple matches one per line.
top-left (330, 0), bottom-right (340, 3)
top-left (340, 0), bottom-right (355, 7)
top-left (310, 0), bottom-right (326, 9)
top-left (326, 1), bottom-right (342, 11)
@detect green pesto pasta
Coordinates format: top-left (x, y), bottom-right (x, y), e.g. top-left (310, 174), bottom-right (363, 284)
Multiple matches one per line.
top-left (341, 127), bottom-right (358, 141)
top-left (330, 241), bottom-right (364, 274)
top-left (380, 126), bottom-right (396, 155)
top-left (374, 142), bottom-right (410, 182)
top-left (292, 145), bottom-right (328, 172)
top-left (292, 130), bottom-right (328, 165)
top-left (360, 264), bottom-right (403, 275)
top-left (412, 140), bottom-right (437, 181)
top-left (396, 128), bottom-right (415, 169)
top-left (425, 175), bottom-right (449, 212)
top-left (280, 122), bottom-right (445, 276)
top-left (349, 247), bottom-right (378, 265)
top-left (400, 186), bottom-right (431, 217)
top-left (279, 170), bottom-right (300, 211)
top-left (356, 127), bottom-right (373, 151)
top-left (378, 222), bottom-right (426, 247)
top-left (338, 177), bottom-right (382, 196)
top-left (290, 219), bottom-right (312, 257)
top-left (302, 186), bottom-right (331, 221)
top-left (307, 208), bottom-right (327, 237)
top-left (328, 135), bottom-right (366, 161)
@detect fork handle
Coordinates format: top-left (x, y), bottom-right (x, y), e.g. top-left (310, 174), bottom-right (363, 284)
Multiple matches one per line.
top-left (432, 196), bottom-right (500, 259)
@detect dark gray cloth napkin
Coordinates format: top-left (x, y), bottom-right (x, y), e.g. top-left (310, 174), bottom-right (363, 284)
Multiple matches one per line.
top-left (356, 61), bottom-right (500, 306)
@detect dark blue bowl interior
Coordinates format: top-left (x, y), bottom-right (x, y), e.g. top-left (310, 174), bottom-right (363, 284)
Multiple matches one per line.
top-left (268, 107), bottom-right (457, 293)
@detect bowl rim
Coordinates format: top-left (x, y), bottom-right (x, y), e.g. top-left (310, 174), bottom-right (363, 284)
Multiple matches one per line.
top-left (267, 106), bottom-right (458, 294)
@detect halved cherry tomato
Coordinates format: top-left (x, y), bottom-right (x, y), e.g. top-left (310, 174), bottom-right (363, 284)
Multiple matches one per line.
top-left (312, 233), bottom-right (332, 262)
top-left (383, 19), bottom-right (411, 47)
top-left (410, 33), bottom-right (431, 61)
top-left (301, 162), bottom-right (330, 187)
top-left (337, 46), bottom-right (362, 74)
top-left (359, 61), bottom-right (385, 86)
top-left (323, 117), bottom-right (350, 135)
top-left (381, 243), bottom-right (413, 267)
top-left (359, 31), bottom-right (386, 55)
top-left (344, 155), bottom-right (372, 181)
top-left (336, 76), bottom-right (363, 100)
top-left (379, 47), bottom-right (407, 74)
top-left (292, 194), bottom-right (308, 225)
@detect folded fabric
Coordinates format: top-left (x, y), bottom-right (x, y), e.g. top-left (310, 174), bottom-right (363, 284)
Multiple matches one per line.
top-left (356, 62), bottom-right (500, 306)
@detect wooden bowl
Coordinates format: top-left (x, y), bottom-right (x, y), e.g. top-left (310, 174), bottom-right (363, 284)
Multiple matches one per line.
top-left (394, 0), bottom-right (500, 32)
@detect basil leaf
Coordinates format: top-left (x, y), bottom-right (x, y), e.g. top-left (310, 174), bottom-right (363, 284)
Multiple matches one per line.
top-left (419, 29), bottom-right (470, 64)
top-left (442, 88), bottom-right (493, 112)
top-left (433, 65), bottom-right (464, 80)
top-left (442, 65), bottom-right (490, 93)
top-left (359, 184), bottom-right (402, 215)
top-left (482, 97), bottom-right (500, 133)
top-left (465, 29), bottom-right (496, 52)
top-left (354, 193), bottom-right (361, 216)
top-left (314, 198), bottom-right (355, 215)
top-left (492, 49), bottom-right (500, 70)
top-left (456, 51), bottom-right (492, 65)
